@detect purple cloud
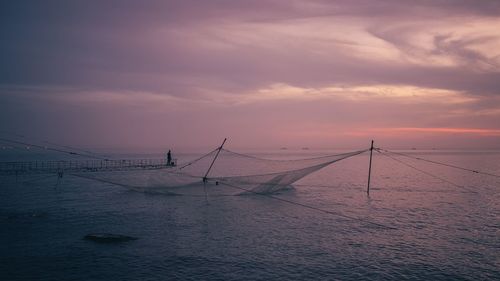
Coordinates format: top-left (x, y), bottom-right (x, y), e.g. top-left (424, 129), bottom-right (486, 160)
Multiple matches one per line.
top-left (1, 0), bottom-right (500, 149)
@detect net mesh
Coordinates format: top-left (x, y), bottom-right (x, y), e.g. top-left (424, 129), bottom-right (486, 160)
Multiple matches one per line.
top-left (208, 149), bottom-right (366, 194)
top-left (73, 149), bottom-right (365, 195)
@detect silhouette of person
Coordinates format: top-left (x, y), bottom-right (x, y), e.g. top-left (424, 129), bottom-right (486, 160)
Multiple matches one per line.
top-left (167, 150), bottom-right (172, 166)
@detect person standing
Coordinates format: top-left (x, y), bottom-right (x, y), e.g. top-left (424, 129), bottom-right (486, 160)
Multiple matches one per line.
top-left (167, 150), bottom-right (172, 166)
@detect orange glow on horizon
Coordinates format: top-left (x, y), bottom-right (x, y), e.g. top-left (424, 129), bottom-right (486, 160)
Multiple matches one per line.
top-left (375, 127), bottom-right (500, 136)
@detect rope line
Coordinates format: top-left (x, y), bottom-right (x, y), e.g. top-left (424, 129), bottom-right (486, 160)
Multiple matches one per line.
top-left (209, 149), bottom-right (369, 180)
top-left (5, 133), bottom-right (110, 160)
top-left (217, 181), bottom-right (396, 230)
top-left (377, 148), bottom-right (500, 179)
top-left (376, 149), bottom-right (476, 193)
top-left (221, 148), bottom-right (369, 162)
top-left (41, 140), bottom-right (110, 160)
top-left (177, 148), bottom-right (219, 170)
top-left (0, 138), bottom-right (108, 160)
top-left (70, 173), bottom-right (143, 189)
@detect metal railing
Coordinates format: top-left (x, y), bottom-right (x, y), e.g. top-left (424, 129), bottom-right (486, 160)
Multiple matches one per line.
top-left (0, 158), bottom-right (177, 175)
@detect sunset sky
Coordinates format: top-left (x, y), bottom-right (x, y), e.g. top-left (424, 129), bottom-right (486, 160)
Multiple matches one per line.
top-left (1, 0), bottom-right (500, 150)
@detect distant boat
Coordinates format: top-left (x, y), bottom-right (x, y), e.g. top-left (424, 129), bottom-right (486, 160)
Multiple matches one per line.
top-left (280, 147), bottom-right (288, 150)
top-left (301, 147), bottom-right (310, 150)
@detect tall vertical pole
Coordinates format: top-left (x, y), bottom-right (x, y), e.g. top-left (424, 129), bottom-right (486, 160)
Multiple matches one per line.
top-left (203, 138), bottom-right (227, 182)
top-left (203, 138), bottom-right (227, 204)
top-left (367, 140), bottom-right (374, 195)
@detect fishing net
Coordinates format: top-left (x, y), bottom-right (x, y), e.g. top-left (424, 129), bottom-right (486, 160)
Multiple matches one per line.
top-left (87, 148), bottom-right (367, 195)
top-left (3, 144), bottom-right (367, 195)
top-left (179, 149), bottom-right (367, 194)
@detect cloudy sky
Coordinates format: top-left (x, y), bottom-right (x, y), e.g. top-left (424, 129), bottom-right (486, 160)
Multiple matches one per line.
top-left (1, 0), bottom-right (500, 150)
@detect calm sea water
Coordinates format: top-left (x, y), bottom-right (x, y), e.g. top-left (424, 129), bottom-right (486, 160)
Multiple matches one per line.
top-left (1, 150), bottom-right (499, 280)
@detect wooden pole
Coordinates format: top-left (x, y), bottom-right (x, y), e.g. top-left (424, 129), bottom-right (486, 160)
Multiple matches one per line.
top-left (203, 138), bottom-right (227, 182)
top-left (367, 140), bottom-right (374, 195)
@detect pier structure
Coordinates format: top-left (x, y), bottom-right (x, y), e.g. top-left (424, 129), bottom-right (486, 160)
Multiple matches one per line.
top-left (0, 158), bottom-right (177, 175)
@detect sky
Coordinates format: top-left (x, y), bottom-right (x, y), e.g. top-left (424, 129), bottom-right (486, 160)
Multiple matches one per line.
top-left (1, 0), bottom-right (500, 150)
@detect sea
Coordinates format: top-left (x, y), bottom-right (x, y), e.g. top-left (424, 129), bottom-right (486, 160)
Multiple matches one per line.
top-left (1, 149), bottom-right (499, 280)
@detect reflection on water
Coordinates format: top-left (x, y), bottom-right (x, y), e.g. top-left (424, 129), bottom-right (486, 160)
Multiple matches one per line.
top-left (1, 150), bottom-right (499, 280)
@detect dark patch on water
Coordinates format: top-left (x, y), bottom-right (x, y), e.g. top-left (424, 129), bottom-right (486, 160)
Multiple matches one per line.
top-left (84, 233), bottom-right (138, 243)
